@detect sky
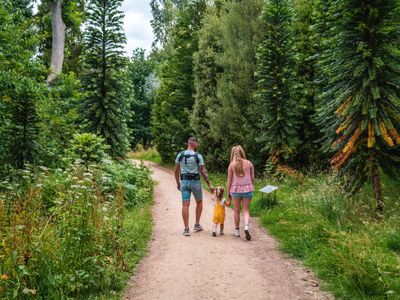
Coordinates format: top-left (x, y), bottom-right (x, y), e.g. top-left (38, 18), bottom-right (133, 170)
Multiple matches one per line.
top-left (33, 1), bottom-right (154, 55)
top-left (122, 0), bottom-right (154, 55)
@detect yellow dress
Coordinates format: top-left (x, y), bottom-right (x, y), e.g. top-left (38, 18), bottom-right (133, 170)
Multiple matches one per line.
top-left (213, 201), bottom-right (226, 224)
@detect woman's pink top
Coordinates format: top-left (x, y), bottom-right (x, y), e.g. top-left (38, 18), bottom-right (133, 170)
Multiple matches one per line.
top-left (228, 160), bottom-right (254, 193)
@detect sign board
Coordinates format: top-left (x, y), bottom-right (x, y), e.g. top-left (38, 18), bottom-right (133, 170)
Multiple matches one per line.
top-left (259, 185), bottom-right (279, 194)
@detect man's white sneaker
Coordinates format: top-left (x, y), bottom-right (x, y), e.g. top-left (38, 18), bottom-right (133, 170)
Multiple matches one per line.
top-left (183, 228), bottom-right (191, 236)
top-left (233, 229), bottom-right (240, 237)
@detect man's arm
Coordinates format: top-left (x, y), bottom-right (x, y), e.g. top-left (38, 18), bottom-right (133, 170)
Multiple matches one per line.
top-left (199, 165), bottom-right (214, 192)
top-left (175, 163), bottom-right (181, 190)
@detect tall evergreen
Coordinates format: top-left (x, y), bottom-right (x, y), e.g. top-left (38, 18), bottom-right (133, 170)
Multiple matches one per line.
top-left (208, 0), bottom-right (263, 169)
top-left (81, 0), bottom-right (130, 158)
top-left (151, 0), bottom-right (207, 163)
top-left (128, 48), bottom-right (155, 149)
top-left (191, 6), bottom-right (225, 170)
top-left (0, 3), bottom-right (45, 170)
top-left (317, 0), bottom-right (400, 212)
top-left (255, 0), bottom-right (300, 166)
top-left (292, 0), bottom-right (325, 169)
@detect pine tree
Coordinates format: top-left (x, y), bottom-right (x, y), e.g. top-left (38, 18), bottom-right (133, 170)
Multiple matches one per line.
top-left (81, 0), bottom-right (130, 158)
top-left (255, 0), bottom-right (300, 166)
top-left (317, 0), bottom-right (400, 213)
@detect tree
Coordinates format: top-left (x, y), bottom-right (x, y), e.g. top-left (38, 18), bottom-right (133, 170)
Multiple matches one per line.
top-left (0, 4), bottom-right (46, 170)
top-left (207, 0), bottom-right (263, 169)
top-left (128, 48), bottom-right (155, 149)
top-left (291, 0), bottom-right (326, 169)
top-left (37, 0), bottom-right (85, 75)
top-left (81, 0), bottom-right (130, 158)
top-left (316, 0), bottom-right (400, 213)
top-left (151, 0), bottom-right (207, 163)
top-left (255, 0), bottom-right (300, 168)
top-left (191, 5), bottom-right (225, 170)
top-left (9, 0), bottom-right (33, 18)
top-left (47, 0), bottom-right (66, 83)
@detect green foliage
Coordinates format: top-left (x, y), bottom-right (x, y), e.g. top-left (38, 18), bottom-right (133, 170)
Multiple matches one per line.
top-left (81, 0), bottom-right (131, 158)
top-left (67, 133), bottom-right (109, 167)
top-left (36, 0), bottom-right (85, 73)
top-left (129, 147), bottom-right (162, 165)
top-left (0, 161), bottom-right (153, 299)
top-left (151, 0), bottom-right (207, 163)
top-left (191, 6), bottom-right (226, 170)
top-left (128, 48), bottom-right (155, 149)
top-left (39, 72), bottom-right (82, 166)
top-left (316, 0), bottom-right (400, 198)
top-left (292, 0), bottom-right (326, 169)
top-left (253, 174), bottom-right (400, 299)
top-left (255, 0), bottom-right (300, 164)
top-left (0, 4), bottom-right (47, 170)
top-left (189, 0), bottom-right (264, 170)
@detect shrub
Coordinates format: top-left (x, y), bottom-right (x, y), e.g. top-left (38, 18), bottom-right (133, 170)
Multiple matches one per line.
top-left (0, 160), bottom-right (153, 299)
top-left (67, 133), bottom-right (110, 168)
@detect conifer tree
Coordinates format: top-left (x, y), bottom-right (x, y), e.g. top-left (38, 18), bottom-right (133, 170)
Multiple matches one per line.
top-left (81, 0), bottom-right (130, 158)
top-left (255, 0), bottom-right (300, 166)
top-left (292, 0), bottom-right (326, 168)
top-left (151, 0), bottom-right (207, 163)
top-left (317, 0), bottom-right (400, 212)
top-left (208, 0), bottom-right (264, 168)
top-left (128, 48), bottom-right (155, 149)
top-left (191, 6), bottom-right (225, 170)
top-left (0, 3), bottom-right (45, 169)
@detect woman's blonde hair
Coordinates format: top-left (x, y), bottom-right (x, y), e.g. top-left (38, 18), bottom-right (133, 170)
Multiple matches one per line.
top-left (230, 146), bottom-right (246, 177)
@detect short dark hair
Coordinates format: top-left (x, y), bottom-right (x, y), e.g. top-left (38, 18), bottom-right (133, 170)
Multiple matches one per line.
top-left (188, 137), bottom-right (198, 144)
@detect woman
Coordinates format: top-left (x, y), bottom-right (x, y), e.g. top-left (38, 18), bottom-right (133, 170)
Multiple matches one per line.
top-left (227, 146), bottom-right (254, 240)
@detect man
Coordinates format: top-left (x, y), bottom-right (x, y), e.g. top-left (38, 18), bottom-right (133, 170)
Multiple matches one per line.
top-left (175, 137), bottom-right (214, 236)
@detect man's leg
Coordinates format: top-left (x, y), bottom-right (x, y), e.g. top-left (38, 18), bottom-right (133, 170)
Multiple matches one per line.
top-left (182, 200), bottom-right (190, 228)
top-left (195, 200), bottom-right (203, 224)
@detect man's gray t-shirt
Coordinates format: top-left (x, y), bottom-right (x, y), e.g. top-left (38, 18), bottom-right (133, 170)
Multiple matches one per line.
top-left (175, 150), bottom-right (205, 174)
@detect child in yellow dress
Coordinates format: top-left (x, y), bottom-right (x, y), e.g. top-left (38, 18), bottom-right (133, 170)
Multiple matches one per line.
top-left (212, 187), bottom-right (231, 237)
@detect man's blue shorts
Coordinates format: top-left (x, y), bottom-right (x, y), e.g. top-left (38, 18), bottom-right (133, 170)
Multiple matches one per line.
top-left (230, 191), bottom-right (254, 199)
top-left (181, 180), bottom-right (203, 202)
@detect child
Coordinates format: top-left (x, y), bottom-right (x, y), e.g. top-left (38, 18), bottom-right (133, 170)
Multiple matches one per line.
top-left (212, 187), bottom-right (231, 236)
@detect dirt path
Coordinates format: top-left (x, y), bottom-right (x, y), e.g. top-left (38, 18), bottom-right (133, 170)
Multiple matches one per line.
top-left (124, 161), bottom-right (332, 300)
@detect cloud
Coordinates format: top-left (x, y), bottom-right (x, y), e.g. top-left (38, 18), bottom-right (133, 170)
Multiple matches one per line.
top-left (122, 0), bottom-right (154, 55)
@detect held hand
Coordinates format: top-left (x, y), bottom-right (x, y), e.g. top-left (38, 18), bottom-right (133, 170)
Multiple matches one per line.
top-left (177, 183), bottom-right (181, 191)
top-left (209, 185), bottom-right (215, 193)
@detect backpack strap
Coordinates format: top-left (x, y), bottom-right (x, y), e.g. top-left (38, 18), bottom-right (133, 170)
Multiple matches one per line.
top-left (178, 151), bottom-right (200, 168)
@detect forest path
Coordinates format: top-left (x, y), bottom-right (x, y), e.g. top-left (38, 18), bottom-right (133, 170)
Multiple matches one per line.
top-left (124, 161), bottom-right (332, 300)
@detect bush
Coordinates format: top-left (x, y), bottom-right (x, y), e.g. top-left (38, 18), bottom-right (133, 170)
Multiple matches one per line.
top-left (0, 160), bottom-right (153, 299)
top-left (67, 133), bottom-right (110, 168)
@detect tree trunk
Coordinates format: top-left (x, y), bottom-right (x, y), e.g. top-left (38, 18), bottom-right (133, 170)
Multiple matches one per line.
top-left (47, 0), bottom-right (66, 84)
top-left (370, 154), bottom-right (384, 214)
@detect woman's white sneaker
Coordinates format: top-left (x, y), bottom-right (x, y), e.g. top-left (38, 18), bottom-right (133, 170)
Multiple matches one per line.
top-left (233, 229), bottom-right (240, 237)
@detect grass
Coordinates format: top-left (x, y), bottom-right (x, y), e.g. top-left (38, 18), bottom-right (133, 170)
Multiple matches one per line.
top-left (0, 161), bottom-right (154, 299)
top-left (129, 147), bottom-right (162, 165)
top-left (92, 201), bottom-right (153, 300)
top-left (131, 148), bottom-right (400, 299)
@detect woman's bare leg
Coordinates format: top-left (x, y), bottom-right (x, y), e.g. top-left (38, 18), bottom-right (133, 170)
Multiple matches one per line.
top-left (233, 198), bottom-right (241, 228)
top-left (242, 198), bottom-right (252, 228)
